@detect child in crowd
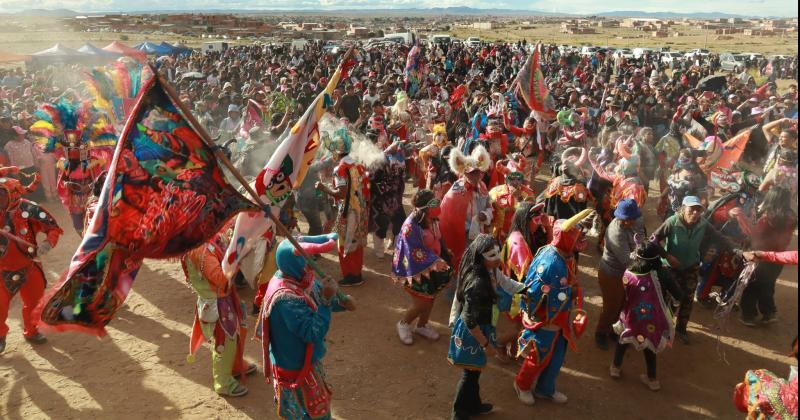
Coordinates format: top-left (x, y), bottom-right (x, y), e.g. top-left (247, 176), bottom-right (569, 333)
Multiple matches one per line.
top-left (610, 238), bottom-right (683, 391)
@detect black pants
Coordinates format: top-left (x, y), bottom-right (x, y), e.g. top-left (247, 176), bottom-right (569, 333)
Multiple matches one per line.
top-left (452, 369), bottom-right (481, 419)
top-left (373, 207), bottom-right (406, 239)
top-left (613, 343), bottom-right (657, 379)
top-left (740, 262), bottom-right (783, 320)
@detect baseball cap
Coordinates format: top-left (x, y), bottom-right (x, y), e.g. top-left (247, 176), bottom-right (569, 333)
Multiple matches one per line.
top-left (682, 195), bottom-right (705, 209)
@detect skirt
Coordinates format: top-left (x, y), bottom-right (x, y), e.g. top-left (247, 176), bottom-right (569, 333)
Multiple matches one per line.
top-left (447, 318), bottom-right (496, 370)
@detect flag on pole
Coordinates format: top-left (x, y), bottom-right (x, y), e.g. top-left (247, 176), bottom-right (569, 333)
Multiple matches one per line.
top-left (37, 71), bottom-right (256, 336)
top-left (239, 99), bottom-right (267, 139)
top-left (405, 43), bottom-right (422, 97)
top-left (222, 56), bottom-right (348, 278)
top-left (515, 44), bottom-right (556, 119)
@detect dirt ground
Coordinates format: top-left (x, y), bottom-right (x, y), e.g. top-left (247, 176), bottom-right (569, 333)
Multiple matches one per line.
top-left (1, 175), bottom-right (797, 420)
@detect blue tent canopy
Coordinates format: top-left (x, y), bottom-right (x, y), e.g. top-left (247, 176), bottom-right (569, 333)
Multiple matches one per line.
top-left (134, 41), bottom-right (172, 55)
top-left (160, 41), bottom-right (193, 56)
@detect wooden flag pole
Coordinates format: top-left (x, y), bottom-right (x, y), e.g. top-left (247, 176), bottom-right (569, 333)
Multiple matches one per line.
top-left (156, 52), bottom-right (353, 301)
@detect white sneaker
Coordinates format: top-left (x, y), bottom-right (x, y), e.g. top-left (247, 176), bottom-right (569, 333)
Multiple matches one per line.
top-left (535, 390), bottom-right (568, 404)
top-left (413, 324), bottom-right (440, 341)
top-left (396, 321), bottom-right (413, 345)
top-left (609, 365), bottom-right (622, 379)
top-left (514, 382), bottom-right (535, 406)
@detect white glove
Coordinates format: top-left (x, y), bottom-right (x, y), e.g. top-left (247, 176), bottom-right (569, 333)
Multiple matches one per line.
top-left (37, 242), bottom-right (52, 257)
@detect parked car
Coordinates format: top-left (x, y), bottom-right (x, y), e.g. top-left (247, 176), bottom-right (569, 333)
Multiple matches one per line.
top-left (465, 37), bottom-right (481, 48)
top-left (684, 48), bottom-right (711, 58)
top-left (719, 53), bottom-right (748, 72)
top-left (741, 52), bottom-right (764, 61)
top-left (580, 46), bottom-right (598, 57)
top-left (633, 47), bottom-right (655, 59)
top-left (661, 52), bottom-right (683, 67)
top-left (615, 48), bottom-right (634, 59)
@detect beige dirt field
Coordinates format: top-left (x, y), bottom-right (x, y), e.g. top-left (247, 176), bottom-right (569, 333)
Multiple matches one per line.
top-left (1, 173), bottom-right (797, 420)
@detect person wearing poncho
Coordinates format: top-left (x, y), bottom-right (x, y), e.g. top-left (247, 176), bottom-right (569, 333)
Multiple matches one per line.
top-left (392, 189), bottom-right (451, 345)
top-left (259, 234), bottom-right (355, 420)
top-left (182, 232), bottom-right (254, 397)
top-left (514, 209), bottom-right (592, 406)
top-left (0, 167), bottom-right (63, 354)
top-left (439, 145), bottom-right (493, 276)
top-left (609, 239), bottom-right (683, 391)
top-left (488, 160), bottom-right (535, 243)
top-left (317, 128), bottom-right (370, 287)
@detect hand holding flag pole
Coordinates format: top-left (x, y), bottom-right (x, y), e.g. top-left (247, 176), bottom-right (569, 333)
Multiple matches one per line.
top-left (157, 47), bottom-right (356, 305)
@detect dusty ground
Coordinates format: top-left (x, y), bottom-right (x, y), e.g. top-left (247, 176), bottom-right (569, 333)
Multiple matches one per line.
top-left (1, 175), bottom-right (797, 420)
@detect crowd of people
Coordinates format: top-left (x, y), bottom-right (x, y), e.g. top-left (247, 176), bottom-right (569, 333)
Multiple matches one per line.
top-left (0, 38), bottom-right (798, 419)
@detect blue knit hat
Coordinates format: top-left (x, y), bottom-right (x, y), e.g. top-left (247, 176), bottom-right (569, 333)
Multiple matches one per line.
top-left (613, 198), bottom-right (641, 220)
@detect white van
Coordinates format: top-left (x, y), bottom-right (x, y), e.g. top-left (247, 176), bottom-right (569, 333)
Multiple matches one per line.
top-left (383, 32), bottom-right (416, 45)
top-left (429, 34), bottom-right (452, 46)
top-left (202, 41), bottom-right (230, 53)
top-left (580, 46), bottom-right (598, 57)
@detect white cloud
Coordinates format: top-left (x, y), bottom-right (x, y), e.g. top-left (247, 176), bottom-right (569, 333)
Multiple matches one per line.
top-left (0, 0), bottom-right (796, 16)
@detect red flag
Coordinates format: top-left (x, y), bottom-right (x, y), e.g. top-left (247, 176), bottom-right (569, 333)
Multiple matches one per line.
top-left (37, 71), bottom-right (257, 336)
top-left (239, 99), bottom-right (267, 139)
top-left (515, 45), bottom-right (556, 119)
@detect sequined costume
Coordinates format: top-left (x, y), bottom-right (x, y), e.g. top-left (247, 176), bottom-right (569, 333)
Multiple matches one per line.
top-left (0, 168), bottom-right (63, 341)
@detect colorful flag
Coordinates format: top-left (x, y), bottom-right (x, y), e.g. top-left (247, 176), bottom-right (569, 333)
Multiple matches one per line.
top-left (239, 99), bottom-right (267, 139)
top-left (515, 45), bottom-right (556, 118)
top-left (37, 72), bottom-right (257, 336)
top-left (715, 129), bottom-right (753, 171)
top-left (222, 57), bottom-right (347, 278)
top-left (405, 43), bottom-right (422, 97)
top-left (82, 60), bottom-right (154, 128)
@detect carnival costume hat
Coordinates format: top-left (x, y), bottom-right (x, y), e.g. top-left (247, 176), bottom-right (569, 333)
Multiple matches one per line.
top-left (560, 146), bottom-right (589, 179)
top-left (448, 144), bottom-right (491, 175)
top-left (552, 208), bottom-right (593, 253)
top-left (29, 98), bottom-right (116, 162)
top-left (322, 128), bottom-right (353, 155)
top-left (0, 166), bottom-right (39, 211)
top-left (81, 59), bottom-right (153, 126)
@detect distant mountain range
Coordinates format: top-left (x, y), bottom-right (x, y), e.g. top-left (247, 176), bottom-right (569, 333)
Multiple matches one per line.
top-left (3, 6), bottom-right (786, 19)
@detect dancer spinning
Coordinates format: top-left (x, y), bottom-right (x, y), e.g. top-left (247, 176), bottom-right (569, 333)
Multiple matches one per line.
top-left (0, 167), bottom-right (62, 353)
top-left (30, 98), bottom-right (115, 234)
top-left (392, 189), bottom-right (451, 345)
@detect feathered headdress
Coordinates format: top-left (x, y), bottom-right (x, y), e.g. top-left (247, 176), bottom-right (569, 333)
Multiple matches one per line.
top-left (449, 145), bottom-right (491, 176)
top-left (29, 98), bottom-right (116, 156)
top-left (322, 127), bottom-right (353, 155)
top-left (81, 59), bottom-right (153, 126)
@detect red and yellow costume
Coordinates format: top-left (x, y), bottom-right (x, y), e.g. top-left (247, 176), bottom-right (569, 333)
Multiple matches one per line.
top-left (0, 167), bottom-right (62, 340)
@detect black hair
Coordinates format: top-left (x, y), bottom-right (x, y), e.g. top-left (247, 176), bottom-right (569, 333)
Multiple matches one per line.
top-left (509, 202), bottom-right (538, 252)
top-left (759, 187), bottom-right (794, 230)
top-left (456, 234), bottom-right (498, 304)
top-left (628, 240), bottom-right (663, 274)
top-left (411, 189), bottom-right (436, 227)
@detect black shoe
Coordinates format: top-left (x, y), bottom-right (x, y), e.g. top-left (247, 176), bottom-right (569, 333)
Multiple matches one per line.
top-left (474, 403), bottom-right (494, 415)
top-left (24, 333), bottom-right (47, 345)
top-left (676, 330), bottom-right (690, 345)
top-left (595, 332), bottom-right (609, 350)
top-left (0, 336), bottom-right (5, 354)
top-left (452, 410), bottom-right (471, 420)
top-left (339, 275), bottom-right (364, 287)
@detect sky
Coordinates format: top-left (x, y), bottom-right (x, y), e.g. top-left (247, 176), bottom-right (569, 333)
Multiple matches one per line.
top-left (0, 0), bottom-right (797, 17)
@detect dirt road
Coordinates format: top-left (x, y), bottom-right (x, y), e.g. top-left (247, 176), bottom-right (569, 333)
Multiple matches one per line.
top-left (1, 188), bottom-right (797, 420)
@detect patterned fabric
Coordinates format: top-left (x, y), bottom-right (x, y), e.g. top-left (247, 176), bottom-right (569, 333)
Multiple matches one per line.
top-left (614, 271), bottom-right (675, 354)
top-left (334, 159), bottom-right (370, 254)
top-left (38, 73), bottom-right (256, 336)
top-left (224, 58), bottom-right (347, 278)
top-left (274, 361), bottom-right (332, 420)
top-left (736, 368), bottom-right (798, 420)
top-left (392, 215), bottom-right (440, 281)
top-left (514, 44), bottom-right (556, 118)
top-left (448, 317), bottom-right (496, 370)
top-left (82, 61), bottom-right (154, 127)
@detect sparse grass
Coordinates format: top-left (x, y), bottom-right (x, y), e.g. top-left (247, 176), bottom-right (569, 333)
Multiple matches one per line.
top-left (449, 23), bottom-right (798, 55)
